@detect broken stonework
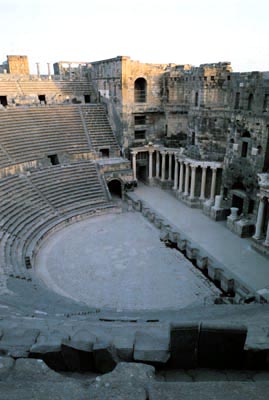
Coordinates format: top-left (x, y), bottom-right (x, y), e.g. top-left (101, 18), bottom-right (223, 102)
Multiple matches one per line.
top-left (61, 330), bottom-right (96, 371)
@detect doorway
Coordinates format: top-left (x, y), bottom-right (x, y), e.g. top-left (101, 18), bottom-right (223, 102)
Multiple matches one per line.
top-left (108, 179), bottom-right (122, 198)
top-left (232, 195), bottom-right (244, 215)
top-left (84, 94), bottom-right (91, 103)
top-left (38, 94), bottom-right (47, 104)
top-left (0, 96), bottom-right (8, 107)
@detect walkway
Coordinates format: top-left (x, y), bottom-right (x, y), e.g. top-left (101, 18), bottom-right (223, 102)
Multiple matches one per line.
top-left (135, 183), bottom-right (269, 292)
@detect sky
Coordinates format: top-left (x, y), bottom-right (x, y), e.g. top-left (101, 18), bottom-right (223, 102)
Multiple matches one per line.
top-left (0, 0), bottom-right (268, 74)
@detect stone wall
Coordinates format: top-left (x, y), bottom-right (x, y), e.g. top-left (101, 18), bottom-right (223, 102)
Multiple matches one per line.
top-left (7, 55), bottom-right (29, 75)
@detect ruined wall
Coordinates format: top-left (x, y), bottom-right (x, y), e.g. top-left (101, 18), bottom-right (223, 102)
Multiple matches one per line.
top-left (7, 55), bottom-right (29, 75)
top-left (162, 63), bottom-right (232, 161)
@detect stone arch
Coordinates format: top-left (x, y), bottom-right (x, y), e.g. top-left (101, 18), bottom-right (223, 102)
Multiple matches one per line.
top-left (134, 77), bottom-right (147, 103)
top-left (107, 178), bottom-right (122, 198)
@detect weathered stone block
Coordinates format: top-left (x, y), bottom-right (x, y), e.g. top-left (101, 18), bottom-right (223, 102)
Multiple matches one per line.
top-left (177, 238), bottom-right (187, 251)
top-left (134, 332), bottom-right (170, 364)
top-left (113, 335), bottom-right (134, 361)
top-left (198, 322), bottom-right (247, 368)
top-left (169, 322), bottom-right (200, 368)
top-left (186, 245), bottom-right (198, 260)
top-left (0, 328), bottom-right (40, 358)
top-left (30, 330), bottom-right (69, 371)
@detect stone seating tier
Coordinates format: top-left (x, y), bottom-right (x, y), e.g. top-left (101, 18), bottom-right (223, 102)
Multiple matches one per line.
top-left (0, 104), bottom-right (121, 166)
top-left (0, 79), bottom-right (93, 96)
top-left (0, 162), bottom-right (110, 280)
top-left (0, 106), bottom-right (90, 163)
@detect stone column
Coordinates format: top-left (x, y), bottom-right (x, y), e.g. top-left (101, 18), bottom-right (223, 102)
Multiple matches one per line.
top-left (178, 161), bottom-right (184, 193)
top-left (36, 63), bottom-right (40, 77)
top-left (264, 215), bottom-right (269, 246)
top-left (69, 63), bottom-right (72, 80)
top-left (173, 159), bottom-right (179, 190)
top-left (210, 167), bottom-right (217, 202)
top-left (184, 163), bottom-right (190, 196)
top-left (161, 152), bottom-right (166, 181)
top-left (148, 151), bottom-right (153, 180)
top-left (168, 153), bottom-right (172, 181)
top-left (47, 63), bottom-right (51, 77)
top-left (189, 165), bottom-right (197, 199)
top-left (156, 151), bottom-right (160, 178)
top-left (214, 195), bottom-right (222, 208)
top-left (253, 198), bottom-right (265, 240)
top-left (199, 166), bottom-right (207, 200)
top-left (132, 152), bottom-right (137, 181)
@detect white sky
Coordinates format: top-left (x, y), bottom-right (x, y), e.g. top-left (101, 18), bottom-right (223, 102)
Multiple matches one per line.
top-left (1, 0), bottom-right (268, 74)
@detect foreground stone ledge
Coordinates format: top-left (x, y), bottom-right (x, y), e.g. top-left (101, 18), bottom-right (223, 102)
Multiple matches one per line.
top-left (134, 332), bottom-right (170, 364)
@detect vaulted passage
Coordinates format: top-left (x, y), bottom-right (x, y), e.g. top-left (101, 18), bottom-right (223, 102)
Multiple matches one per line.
top-left (108, 179), bottom-right (122, 198)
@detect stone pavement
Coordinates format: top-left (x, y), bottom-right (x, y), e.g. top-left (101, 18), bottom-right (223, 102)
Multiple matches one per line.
top-left (134, 183), bottom-right (269, 292)
top-left (35, 212), bottom-right (219, 311)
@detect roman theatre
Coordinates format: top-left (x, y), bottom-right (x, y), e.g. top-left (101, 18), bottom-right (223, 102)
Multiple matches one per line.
top-left (1, 55), bottom-right (269, 399)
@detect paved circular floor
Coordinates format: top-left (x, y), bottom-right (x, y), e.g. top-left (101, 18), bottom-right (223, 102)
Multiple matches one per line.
top-left (35, 212), bottom-right (220, 311)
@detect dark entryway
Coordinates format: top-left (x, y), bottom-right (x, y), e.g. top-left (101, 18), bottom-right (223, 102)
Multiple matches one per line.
top-left (48, 154), bottom-right (60, 165)
top-left (100, 148), bottom-right (109, 157)
top-left (108, 179), bottom-right (122, 198)
top-left (232, 194), bottom-right (244, 215)
top-left (137, 165), bottom-right (147, 182)
top-left (84, 94), bottom-right (91, 103)
top-left (0, 96), bottom-right (8, 107)
top-left (38, 94), bottom-right (47, 104)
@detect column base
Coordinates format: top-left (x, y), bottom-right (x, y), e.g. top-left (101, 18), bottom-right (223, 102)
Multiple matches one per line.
top-left (180, 195), bottom-right (201, 209)
top-left (252, 235), bottom-right (262, 241)
top-left (227, 217), bottom-right (255, 238)
top-left (251, 238), bottom-right (269, 258)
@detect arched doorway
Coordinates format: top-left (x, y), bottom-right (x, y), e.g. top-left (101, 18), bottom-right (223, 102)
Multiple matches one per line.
top-left (134, 78), bottom-right (147, 103)
top-left (108, 179), bottom-right (122, 199)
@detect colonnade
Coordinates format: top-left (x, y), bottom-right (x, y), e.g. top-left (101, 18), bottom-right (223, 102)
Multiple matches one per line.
top-left (131, 148), bottom-right (221, 204)
top-left (172, 158), bottom-right (218, 203)
top-left (253, 197), bottom-right (269, 247)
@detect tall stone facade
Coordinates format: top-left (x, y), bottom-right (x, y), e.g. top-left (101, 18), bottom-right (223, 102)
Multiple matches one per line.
top-left (89, 56), bottom-right (170, 152)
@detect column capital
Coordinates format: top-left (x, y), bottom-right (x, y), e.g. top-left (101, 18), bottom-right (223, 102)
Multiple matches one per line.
top-left (190, 164), bottom-right (198, 169)
top-left (131, 151), bottom-right (138, 156)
